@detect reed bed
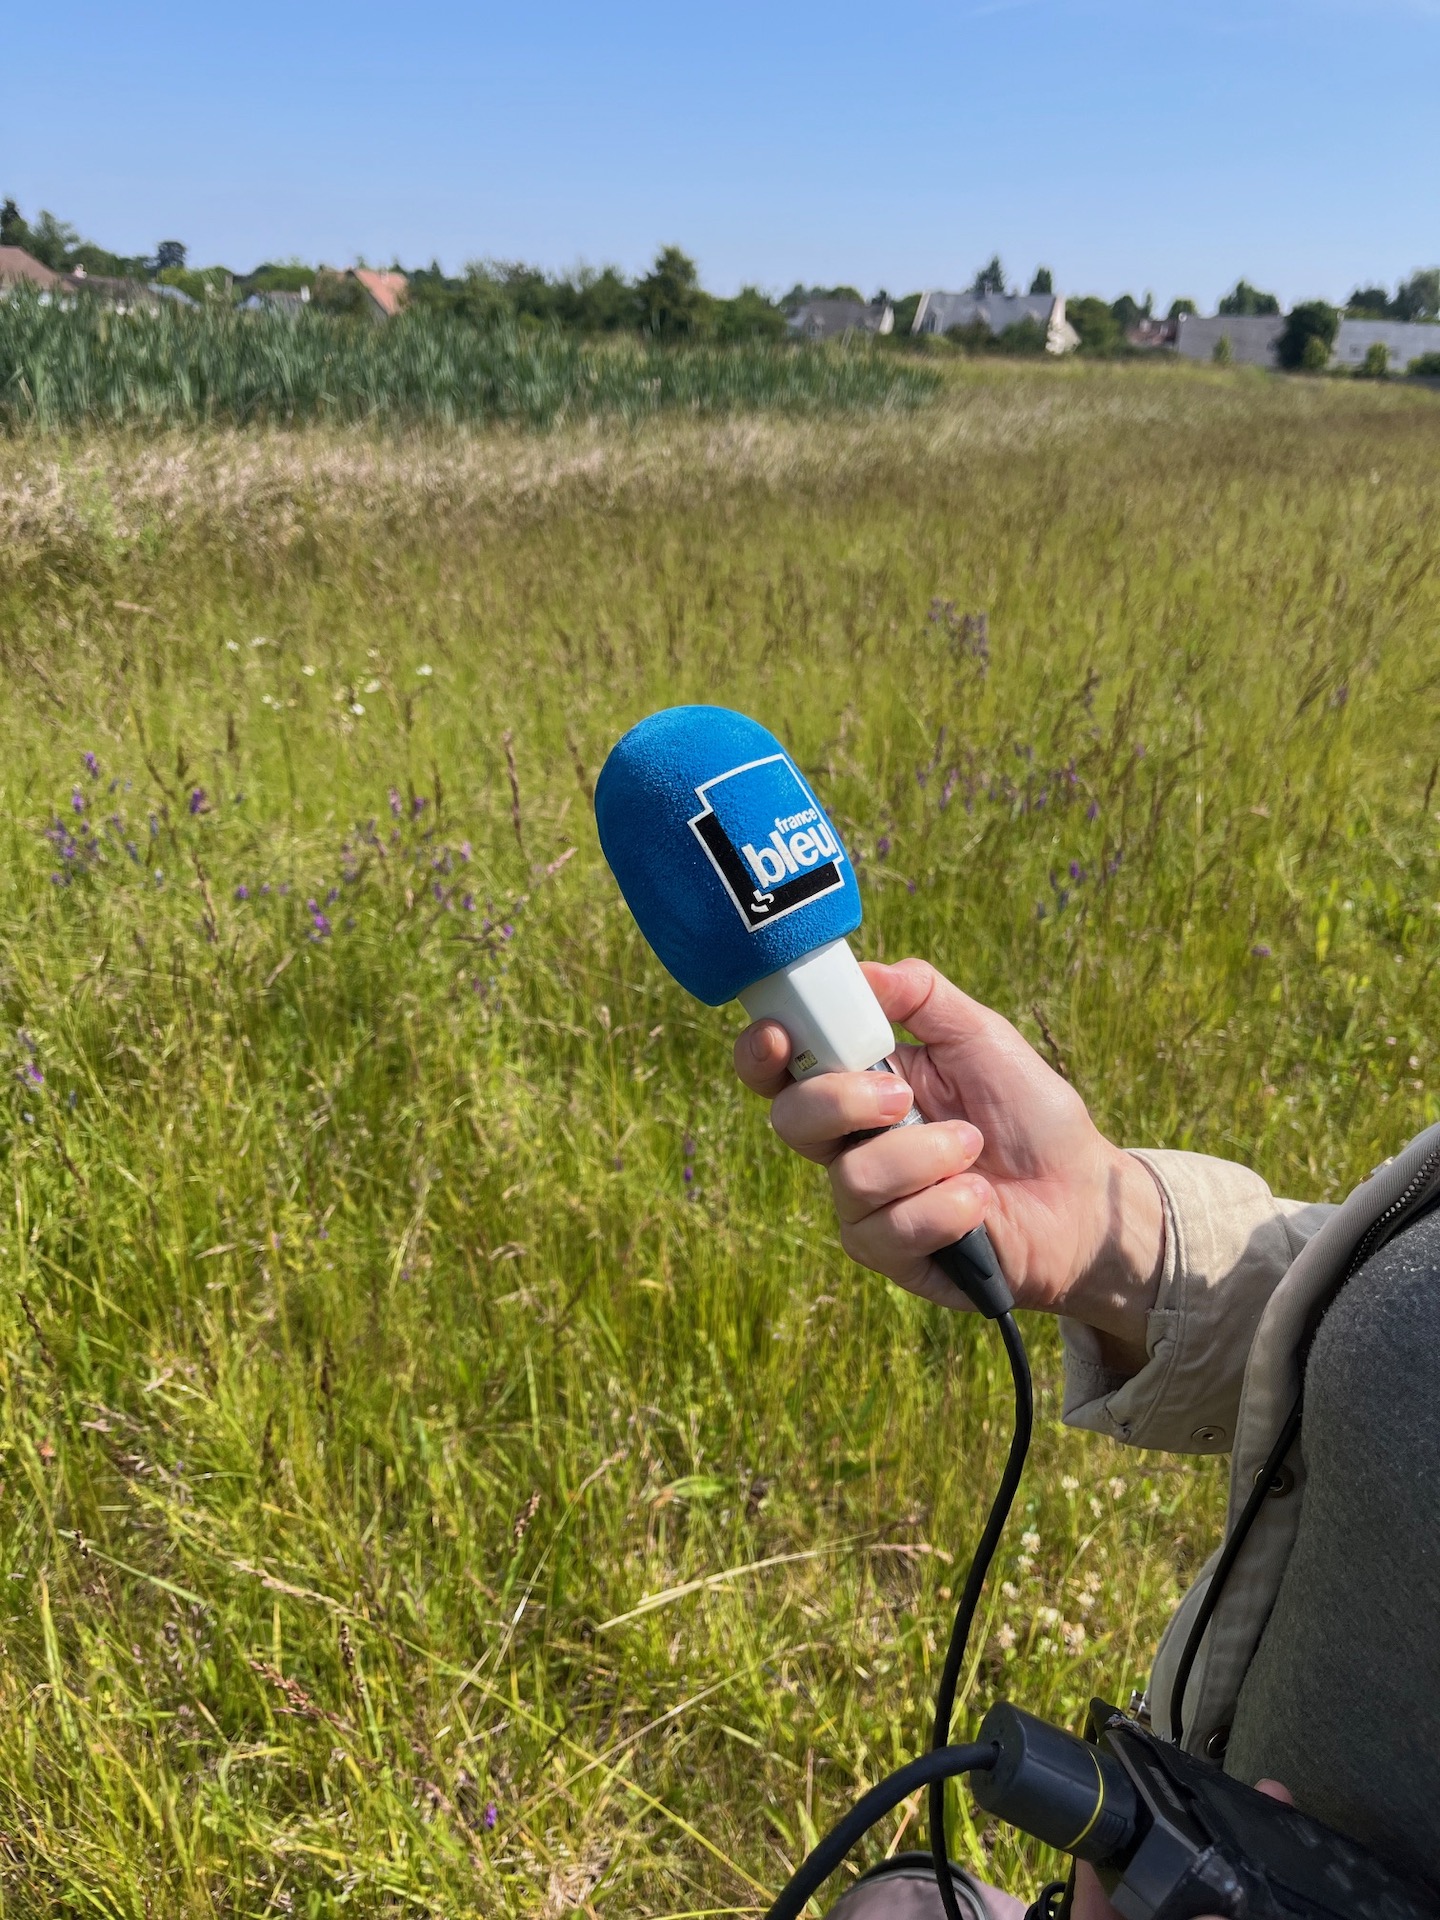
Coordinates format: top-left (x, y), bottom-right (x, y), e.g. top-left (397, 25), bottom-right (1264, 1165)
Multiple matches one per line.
top-left (0, 364), bottom-right (1436, 1916)
top-left (0, 297), bottom-right (938, 432)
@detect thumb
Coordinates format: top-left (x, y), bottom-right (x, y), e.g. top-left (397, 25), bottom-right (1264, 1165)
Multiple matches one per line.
top-left (861, 958), bottom-right (1000, 1055)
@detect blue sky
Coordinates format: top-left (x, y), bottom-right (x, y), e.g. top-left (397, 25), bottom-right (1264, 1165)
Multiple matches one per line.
top-left (4, 0), bottom-right (1437, 309)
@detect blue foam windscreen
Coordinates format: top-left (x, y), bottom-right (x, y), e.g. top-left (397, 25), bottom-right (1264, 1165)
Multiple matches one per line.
top-left (595, 706), bottom-right (863, 1006)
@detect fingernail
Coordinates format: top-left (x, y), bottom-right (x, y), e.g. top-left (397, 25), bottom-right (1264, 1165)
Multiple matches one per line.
top-left (745, 1025), bottom-right (779, 1063)
top-left (876, 1080), bottom-right (913, 1119)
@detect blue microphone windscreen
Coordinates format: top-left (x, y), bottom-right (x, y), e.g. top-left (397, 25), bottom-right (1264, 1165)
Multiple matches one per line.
top-left (595, 706), bottom-right (863, 1006)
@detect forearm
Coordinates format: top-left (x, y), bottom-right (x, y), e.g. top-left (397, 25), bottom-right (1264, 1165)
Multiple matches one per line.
top-left (1053, 1147), bottom-right (1166, 1378)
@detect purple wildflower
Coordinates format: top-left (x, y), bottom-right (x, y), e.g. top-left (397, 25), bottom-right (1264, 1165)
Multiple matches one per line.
top-left (188, 788), bottom-right (207, 815)
top-left (876, 835), bottom-right (891, 858)
top-left (71, 788), bottom-right (86, 814)
top-left (260, 882), bottom-right (271, 895)
top-left (411, 795), bottom-right (427, 818)
top-left (21, 1064), bottom-right (43, 1087)
top-left (1086, 799), bottom-right (1099, 822)
top-left (125, 842), bottom-right (139, 861)
top-left (1251, 944), bottom-right (1272, 959)
top-left (484, 1802), bottom-right (498, 1831)
top-left (234, 884), bottom-right (249, 901)
top-left (500, 923), bottom-right (514, 942)
top-left (1068, 861), bottom-right (1085, 882)
top-left (388, 787), bottom-right (403, 819)
top-left (83, 752), bottom-right (99, 778)
top-left (462, 893), bottom-right (476, 912)
top-left (307, 898), bottom-right (332, 939)
top-left (459, 840), bottom-right (472, 862)
top-left (326, 887), bottom-right (339, 905)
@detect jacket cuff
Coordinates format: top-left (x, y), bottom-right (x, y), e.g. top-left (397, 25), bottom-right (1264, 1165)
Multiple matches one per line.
top-left (1060, 1149), bottom-right (1330, 1454)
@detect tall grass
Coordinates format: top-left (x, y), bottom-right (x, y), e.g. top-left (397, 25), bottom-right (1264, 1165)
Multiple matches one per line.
top-left (0, 296), bottom-right (938, 432)
top-left (0, 364), bottom-right (1437, 1916)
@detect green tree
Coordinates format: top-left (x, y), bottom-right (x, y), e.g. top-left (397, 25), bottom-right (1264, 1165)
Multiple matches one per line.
top-left (1168, 297), bottom-right (1197, 319)
top-left (1029, 266), bottom-right (1053, 295)
top-left (0, 198), bottom-right (30, 250)
top-left (154, 240), bottom-right (186, 273)
top-left (1066, 295), bottom-right (1121, 355)
top-left (1277, 300), bottom-right (1339, 370)
top-left (1393, 268), bottom-right (1440, 322)
top-left (27, 209), bottom-right (80, 270)
top-left (710, 286), bottom-right (785, 343)
top-left (972, 254), bottom-right (1006, 296)
top-left (636, 245), bottom-right (705, 341)
top-left (310, 269), bottom-right (367, 317)
top-left (1218, 279), bottom-right (1280, 316)
top-left (992, 315), bottom-right (1049, 355)
top-left (1110, 292), bottom-right (1150, 332)
top-left (568, 266), bottom-right (639, 333)
top-left (1358, 341), bottom-right (1390, 379)
top-left (1346, 286), bottom-right (1391, 317)
top-left (1212, 335), bottom-right (1233, 366)
top-left (891, 292), bottom-right (922, 334)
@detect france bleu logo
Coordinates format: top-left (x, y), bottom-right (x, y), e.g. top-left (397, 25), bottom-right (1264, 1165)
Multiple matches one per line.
top-left (687, 754), bottom-right (846, 931)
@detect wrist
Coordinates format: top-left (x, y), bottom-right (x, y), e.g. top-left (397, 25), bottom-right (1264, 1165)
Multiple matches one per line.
top-left (1060, 1146), bottom-right (1166, 1375)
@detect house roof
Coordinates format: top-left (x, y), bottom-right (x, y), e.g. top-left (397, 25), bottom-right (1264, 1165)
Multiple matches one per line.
top-left (911, 291), bottom-right (1057, 336)
top-left (352, 269), bottom-right (408, 317)
top-left (786, 297), bottom-right (892, 341)
top-left (0, 246), bottom-right (59, 290)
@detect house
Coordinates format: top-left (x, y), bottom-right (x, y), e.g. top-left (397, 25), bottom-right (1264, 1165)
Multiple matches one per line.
top-left (787, 297), bottom-right (894, 342)
top-left (1332, 319), bottom-right (1440, 373)
top-left (0, 245), bottom-right (60, 293)
top-left (1126, 317), bottom-right (1178, 350)
top-left (1174, 313), bottom-right (1284, 367)
top-left (910, 290), bottom-right (1079, 354)
top-left (60, 268), bottom-right (167, 313)
top-left (241, 288), bottom-right (311, 314)
top-left (350, 269), bottom-right (408, 320)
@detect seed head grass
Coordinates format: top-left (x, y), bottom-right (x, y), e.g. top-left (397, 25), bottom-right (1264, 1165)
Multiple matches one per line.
top-left (0, 362), bottom-right (1436, 1915)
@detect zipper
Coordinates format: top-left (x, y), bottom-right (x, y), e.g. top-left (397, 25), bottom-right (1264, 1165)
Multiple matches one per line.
top-left (1342, 1141), bottom-right (1440, 1280)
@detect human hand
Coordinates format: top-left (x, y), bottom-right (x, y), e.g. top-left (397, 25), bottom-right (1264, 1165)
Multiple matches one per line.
top-left (1071, 1780), bottom-right (1295, 1919)
top-left (733, 958), bottom-right (1164, 1365)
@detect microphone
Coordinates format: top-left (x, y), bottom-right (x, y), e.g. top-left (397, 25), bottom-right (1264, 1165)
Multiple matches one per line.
top-left (594, 705), bottom-right (1013, 1318)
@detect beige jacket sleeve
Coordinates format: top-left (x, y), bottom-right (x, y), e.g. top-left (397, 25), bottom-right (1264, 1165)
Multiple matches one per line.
top-left (1060, 1149), bottom-right (1335, 1454)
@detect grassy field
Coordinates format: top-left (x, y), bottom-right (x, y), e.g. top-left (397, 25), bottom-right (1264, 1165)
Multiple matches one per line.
top-left (1, 360), bottom-right (1438, 1918)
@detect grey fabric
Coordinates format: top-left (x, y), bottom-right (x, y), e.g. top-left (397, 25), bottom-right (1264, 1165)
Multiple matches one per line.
top-left (822, 1857), bottom-right (1015, 1920)
top-left (1227, 1203), bottom-right (1440, 1885)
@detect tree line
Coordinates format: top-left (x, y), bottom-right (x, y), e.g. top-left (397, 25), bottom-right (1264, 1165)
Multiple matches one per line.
top-left (4, 201), bottom-right (1436, 358)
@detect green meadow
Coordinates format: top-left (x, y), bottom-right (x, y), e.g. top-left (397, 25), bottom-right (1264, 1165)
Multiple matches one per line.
top-left (0, 361), bottom-right (1437, 1917)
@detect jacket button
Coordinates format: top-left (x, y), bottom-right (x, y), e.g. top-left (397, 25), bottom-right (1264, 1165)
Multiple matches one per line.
top-left (1191, 1425), bottom-right (1225, 1444)
top-left (1205, 1726), bottom-right (1231, 1759)
top-left (1255, 1463), bottom-right (1296, 1498)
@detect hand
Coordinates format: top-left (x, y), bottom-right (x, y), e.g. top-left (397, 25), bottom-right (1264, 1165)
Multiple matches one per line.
top-left (733, 958), bottom-right (1164, 1366)
top-left (1072, 1780), bottom-right (1294, 1919)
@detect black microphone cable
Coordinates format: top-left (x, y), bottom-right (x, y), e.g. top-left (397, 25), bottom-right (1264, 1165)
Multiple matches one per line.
top-left (763, 1742), bottom-right (1001, 1920)
top-left (762, 1303), bottom-right (1034, 1920)
top-left (928, 1307), bottom-right (1034, 1920)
